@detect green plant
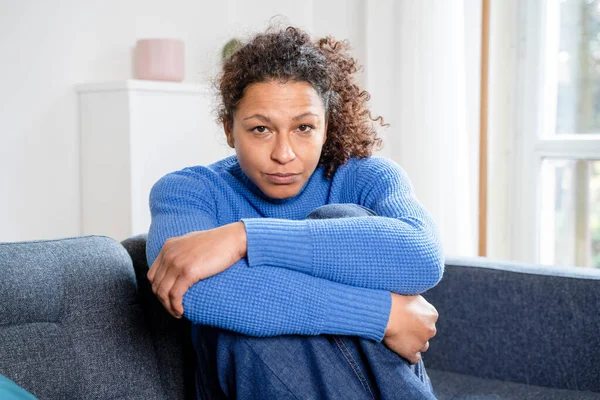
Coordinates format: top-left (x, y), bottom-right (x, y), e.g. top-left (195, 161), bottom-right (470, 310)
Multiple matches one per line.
top-left (222, 38), bottom-right (242, 62)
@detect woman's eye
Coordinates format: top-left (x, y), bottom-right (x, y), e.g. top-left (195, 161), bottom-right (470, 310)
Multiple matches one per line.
top-left (252, 126), bottom-right (269, 134)
top-left (298, 125), bottom-right (313, 132)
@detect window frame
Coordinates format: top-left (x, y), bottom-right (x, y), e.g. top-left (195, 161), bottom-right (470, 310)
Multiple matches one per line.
top-left (512, 0), bottom-right (600, 265)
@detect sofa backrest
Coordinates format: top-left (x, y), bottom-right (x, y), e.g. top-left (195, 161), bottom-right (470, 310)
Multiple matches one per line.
top-left (0, 236), bottom-right (178, 399)
top-left (121, 234), bottom-right (196, 400)
top-left (425, 257), bottom-right (600, 393)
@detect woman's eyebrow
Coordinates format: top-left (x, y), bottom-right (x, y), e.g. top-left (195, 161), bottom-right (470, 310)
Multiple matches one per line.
top-left (292, 112), bottom-right (319, 121)
top-left (242, 112), bottom-right (319, 122)
top-left (243, 114), bottom-right (271, 123)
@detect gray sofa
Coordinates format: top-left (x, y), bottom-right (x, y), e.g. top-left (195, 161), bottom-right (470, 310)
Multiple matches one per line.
top-left (1, 235), bottom-right (599, 399)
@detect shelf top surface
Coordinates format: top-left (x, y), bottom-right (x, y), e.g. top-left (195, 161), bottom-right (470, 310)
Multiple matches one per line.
top-left (76, 80), bottom-right (211, 94)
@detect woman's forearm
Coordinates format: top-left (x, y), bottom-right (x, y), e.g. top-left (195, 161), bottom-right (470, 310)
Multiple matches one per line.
top-left (181, 258), bottom-right (392, 341)
top-left (242, 216), bottom-right (444, 294)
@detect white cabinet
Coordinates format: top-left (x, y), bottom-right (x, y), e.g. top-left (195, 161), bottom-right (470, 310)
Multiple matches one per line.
top-left (77, 80), bottom-right (233, 241)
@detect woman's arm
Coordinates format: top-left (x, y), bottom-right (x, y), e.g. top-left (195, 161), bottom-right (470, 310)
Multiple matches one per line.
top-left (146, 171), bottom-right (391, 341)
top-left (147, 170), bottom-right (439, 362)
top-left (179, 259), bottom-right (391, 340)
top-left (242, 157), bottom-right (444, 294)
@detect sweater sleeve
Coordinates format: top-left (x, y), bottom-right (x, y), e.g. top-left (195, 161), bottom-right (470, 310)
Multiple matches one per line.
top-left (146, 171), bottom-right (392, 341)
top-left (242, 158), bottom-right (445, 295)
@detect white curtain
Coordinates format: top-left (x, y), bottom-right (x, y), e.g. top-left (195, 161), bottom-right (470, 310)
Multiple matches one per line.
top-left (365, 0), bottom-right (478, 257)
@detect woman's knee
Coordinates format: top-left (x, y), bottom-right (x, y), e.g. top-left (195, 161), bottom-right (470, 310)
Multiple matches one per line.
top-left (306, 203), bottom-right (377, 219)
top-left (217, 331), bottom-right (330, 362)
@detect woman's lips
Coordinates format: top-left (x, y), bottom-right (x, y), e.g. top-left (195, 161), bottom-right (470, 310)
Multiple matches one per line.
top-left (264, 173), bottom-right (302, 185)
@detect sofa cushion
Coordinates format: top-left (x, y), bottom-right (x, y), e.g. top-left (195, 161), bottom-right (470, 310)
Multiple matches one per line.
top-left (424, 257), bottom-right (600, 393)
top-left (0, 236), bottom-right (167, 399)
top-left (429, 369), bottom-right (600, 400)
top-left (0, 374), bottom-right (37, 400)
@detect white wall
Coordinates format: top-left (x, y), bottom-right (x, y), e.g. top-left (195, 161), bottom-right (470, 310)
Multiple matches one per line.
top-left (1, 0), bottom-right (482, 258)
top-left (0, 0), bottom-right (365, 242)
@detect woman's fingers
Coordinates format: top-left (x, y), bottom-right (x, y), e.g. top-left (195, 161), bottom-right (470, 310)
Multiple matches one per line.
top-left (152, 252), bottom-right (194, 318)
top-left (409, 352), bottom-right (422, 365)
top-left (169, 277), bottom-right (192, 318)
top-left (155, 268), bottom-right (180, 317)
top-left (404, 341), bottom-right (429, 365)
top-left (147, 248), bottom-right (165, 283)
top-left (152, 248), bottom-right (176, 293)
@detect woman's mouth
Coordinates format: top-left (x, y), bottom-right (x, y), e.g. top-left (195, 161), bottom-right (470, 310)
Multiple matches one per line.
top-left (264, 173), bottom-right (302, 185)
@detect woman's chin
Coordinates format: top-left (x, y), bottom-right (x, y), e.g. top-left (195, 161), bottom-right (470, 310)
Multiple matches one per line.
top-left (260, 183), bottom-right (302, 200)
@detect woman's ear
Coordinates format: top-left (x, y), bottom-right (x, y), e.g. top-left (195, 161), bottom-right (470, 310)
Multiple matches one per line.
top-left (224, 121), bottom-right (234, 148)
top-left (322, 120), bottom-right (328, 145)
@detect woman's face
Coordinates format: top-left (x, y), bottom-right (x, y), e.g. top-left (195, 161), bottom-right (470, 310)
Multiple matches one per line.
top-left (225, 80), bottom-right (327, 199)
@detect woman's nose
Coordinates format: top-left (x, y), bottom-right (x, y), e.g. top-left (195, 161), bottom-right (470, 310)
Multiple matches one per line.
top-left (271, 135), bottom-right (296, 164)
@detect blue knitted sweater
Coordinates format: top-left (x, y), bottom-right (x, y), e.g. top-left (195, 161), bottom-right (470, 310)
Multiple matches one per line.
top-left (146, 155), bottom-right (444, 342)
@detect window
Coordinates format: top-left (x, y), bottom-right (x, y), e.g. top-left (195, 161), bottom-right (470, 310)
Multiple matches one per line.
top-left (514, 0), bottom-right (600, 268)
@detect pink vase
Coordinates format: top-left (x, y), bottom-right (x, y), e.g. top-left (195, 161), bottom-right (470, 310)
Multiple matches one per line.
top-left (134, 38), bottom-right (185, 82)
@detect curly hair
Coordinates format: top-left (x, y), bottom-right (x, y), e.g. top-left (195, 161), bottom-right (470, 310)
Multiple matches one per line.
top-left (216, 26), bottom-right (385, 178)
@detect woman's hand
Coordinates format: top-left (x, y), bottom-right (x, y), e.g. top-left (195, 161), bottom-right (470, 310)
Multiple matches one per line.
top-left (382, 293), bottom-right (438, 364)
top-left (147, 222), bottom-right (247, 318)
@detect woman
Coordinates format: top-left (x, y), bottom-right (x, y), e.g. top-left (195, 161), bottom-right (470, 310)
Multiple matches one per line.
top-left (147, 26), bottom-right (443, 399)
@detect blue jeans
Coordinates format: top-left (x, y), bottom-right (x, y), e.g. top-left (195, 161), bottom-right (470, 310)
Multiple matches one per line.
top-left (193, 204), bottom-right (436, 399)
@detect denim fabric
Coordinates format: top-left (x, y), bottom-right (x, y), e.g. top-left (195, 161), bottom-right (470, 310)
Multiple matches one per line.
top-left (305, 203), bottom-right (378, 219)
top-left (193, 203), bottom-right (436, 400)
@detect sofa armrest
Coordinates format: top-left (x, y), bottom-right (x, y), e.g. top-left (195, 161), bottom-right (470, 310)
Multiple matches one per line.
top-left (424, 257), bottom-right (600, 392)
top-left (0, 236), bottom-right (166, 399)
